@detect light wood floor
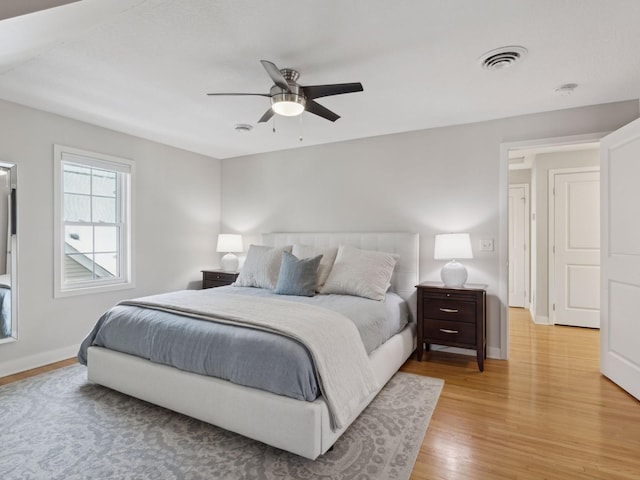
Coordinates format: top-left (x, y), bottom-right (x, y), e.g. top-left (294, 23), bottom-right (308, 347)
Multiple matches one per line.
top-left (401, 307), bottom-right (640, 480)
top-left (2, 310), bottom-right (638, 479)
top-left (0, 357), bottom-right (76, 386)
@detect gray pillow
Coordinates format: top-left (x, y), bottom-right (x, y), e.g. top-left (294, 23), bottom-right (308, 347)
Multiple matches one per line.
top-left (273, 251), bottom-right (323, 297)
top-left (320, 245), bottom-right (398, 301)
top-left (234, 244), bottom-right (292, 289)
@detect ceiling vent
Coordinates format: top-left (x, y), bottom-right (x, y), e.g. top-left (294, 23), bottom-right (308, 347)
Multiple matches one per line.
top-left (479, 46), bottom-right (528, 70)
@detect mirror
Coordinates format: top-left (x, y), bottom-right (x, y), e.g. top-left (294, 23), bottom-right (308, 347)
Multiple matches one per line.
top-left (0, 162), bottom-right (16, 343)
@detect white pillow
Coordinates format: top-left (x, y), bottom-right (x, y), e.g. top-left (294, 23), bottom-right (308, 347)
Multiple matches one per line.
top-left (320, 245), bottom-right (398, 301)
top-left (291, 244), bottom-right (338, 289)
top-left (233, 244), bottom-right (292, 289)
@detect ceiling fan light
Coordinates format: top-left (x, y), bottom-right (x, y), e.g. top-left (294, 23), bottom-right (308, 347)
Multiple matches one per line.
top-left (271, 92), bottom-right (306, 116)
top-left (272, 100), bottom-right (305, 116)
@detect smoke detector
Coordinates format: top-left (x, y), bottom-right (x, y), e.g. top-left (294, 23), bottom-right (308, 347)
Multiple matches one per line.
top-left (479, 46), bottom-right (528, 70)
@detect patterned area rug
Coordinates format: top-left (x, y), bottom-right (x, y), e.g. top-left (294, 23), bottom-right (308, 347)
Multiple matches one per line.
top-left (0, 364), bottom-right (443, 480)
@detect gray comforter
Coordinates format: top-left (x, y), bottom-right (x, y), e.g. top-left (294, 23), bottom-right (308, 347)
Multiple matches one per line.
top-left (78, 286), bottom-right (408, 402)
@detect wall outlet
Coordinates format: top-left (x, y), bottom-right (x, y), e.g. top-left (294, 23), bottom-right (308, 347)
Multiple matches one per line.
top-left (479, 239), bottom-right (494, 252)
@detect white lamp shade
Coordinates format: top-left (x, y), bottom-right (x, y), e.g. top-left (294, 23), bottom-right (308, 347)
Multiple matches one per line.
top-left (434, 233), bottom-right (473, 287)
top-left (216, 234), bottom-right (243, 253)
top-left (434, 233), bottom-right (473, 260)
top-left (272, 101), bottom-right (305, 116)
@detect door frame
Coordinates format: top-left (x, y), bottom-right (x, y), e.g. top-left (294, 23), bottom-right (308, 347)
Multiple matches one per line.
top-left (508, 183), bottom-right (530, 309)
top-left (499, 131), bottom-right (609, 359)
top-left (547, 166), bottom-right (600, 326)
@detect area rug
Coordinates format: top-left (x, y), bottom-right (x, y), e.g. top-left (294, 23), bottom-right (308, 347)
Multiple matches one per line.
top-left (0, 364), bottom-right (443, 480)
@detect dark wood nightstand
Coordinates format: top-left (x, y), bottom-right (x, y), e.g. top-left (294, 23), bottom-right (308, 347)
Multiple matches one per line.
top-left (416, 283), bottom-right (486, 371)
top-left (201, 270), bottom-right (239, 289)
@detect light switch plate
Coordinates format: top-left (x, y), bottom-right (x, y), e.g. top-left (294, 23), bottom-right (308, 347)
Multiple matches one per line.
top-left (479, 239), bottom-right (494, 252)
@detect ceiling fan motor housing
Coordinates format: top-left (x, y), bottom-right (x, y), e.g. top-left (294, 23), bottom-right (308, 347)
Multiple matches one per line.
top-left (270, 83), bottom-right (306, 116)
top-left (279, 68), bottom-right (300, 83)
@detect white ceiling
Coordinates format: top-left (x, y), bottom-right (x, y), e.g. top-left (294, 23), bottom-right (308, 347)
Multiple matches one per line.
top-left (1, 0), bottom-right (639, 159)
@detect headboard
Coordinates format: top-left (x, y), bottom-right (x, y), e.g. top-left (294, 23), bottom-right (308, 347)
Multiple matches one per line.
top-left (262, 232), bottom-right (419, 319)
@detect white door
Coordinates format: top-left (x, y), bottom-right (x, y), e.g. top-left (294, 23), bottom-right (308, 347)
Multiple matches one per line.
top-left (551, 169), bottom-right (600, 328)
top-left (600, 118), bottom-right (640, 401)
top-left (508, 185), bottom-right (528, 307)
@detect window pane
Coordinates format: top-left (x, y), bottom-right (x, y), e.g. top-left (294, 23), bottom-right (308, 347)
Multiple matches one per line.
top-left (92, 169), bottom-right (116, 197)
top-left (56, 147), bottom-right (132, 296)
top-left (65, 225), bottom-right (93, 254)
top-left (64, 253), bottom-right (95, 283)
top-left (92, 196), bottom-right (116, 223)
top-left (64, 165), bottom-right (90, 194)
top-left (64, 193), bottom-right (91, 222)
top-left (94, 226), bottom-right (118, 253)
top-left (95, 253), bottom-right (118, 277)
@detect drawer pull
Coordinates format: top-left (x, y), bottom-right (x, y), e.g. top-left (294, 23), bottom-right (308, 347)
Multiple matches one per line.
top-left (439, 328), bottom-right (459, 334)
top-left (439, 308), bottom-right (459, 313)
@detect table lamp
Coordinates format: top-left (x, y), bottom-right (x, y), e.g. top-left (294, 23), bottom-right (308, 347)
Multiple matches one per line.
top-left (216, 234), bottom-right (243, 272)
top-left (434, 233), bottom-right (473, 287)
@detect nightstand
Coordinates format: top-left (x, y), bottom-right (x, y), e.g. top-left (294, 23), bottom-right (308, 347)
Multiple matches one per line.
top-left (416, 283), bottom-right (486, 371)
top-left (201, 270), bottom-right (239, 289)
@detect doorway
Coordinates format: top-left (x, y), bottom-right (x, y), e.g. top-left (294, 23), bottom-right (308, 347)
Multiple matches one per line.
top-left (501, 134), bottom-right (603, 359)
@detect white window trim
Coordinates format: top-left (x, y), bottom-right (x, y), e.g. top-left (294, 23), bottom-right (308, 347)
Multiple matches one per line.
top-left (53, 145), bottom-right (135, 298)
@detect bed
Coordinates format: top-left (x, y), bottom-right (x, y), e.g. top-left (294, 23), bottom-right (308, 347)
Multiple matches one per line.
top-left (81, 232), bottom-right (418, 459)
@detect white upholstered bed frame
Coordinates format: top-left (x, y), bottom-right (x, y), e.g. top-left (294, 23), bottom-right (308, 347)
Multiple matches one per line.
top-left (87, 232), bottom-right (419, 459)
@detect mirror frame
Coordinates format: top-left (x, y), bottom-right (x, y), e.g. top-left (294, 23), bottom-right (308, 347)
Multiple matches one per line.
top-left (0, 161), bottom-right (17, 344)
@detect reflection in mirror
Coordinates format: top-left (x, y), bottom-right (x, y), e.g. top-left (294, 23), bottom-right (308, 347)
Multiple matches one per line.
top-left (0, 162), bottom-right (16, 343)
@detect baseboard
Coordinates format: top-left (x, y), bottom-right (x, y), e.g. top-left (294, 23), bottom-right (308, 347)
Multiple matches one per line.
top-left (0, 344), bottom-right (79, 377)
top-left (534, 315), bottom-right (551, 325)
top-left (487, 346), bottom-right (501, 359)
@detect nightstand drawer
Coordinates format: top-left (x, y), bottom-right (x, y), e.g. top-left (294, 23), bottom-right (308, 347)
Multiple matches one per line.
top-left (423, 299), bottom-right (476, 323)
top-left (206, 272), bottom-right (237, 282)
top-left (425, 319), bottom-right (476, 344)
top-left (202, 270), bottom-right (238, 289)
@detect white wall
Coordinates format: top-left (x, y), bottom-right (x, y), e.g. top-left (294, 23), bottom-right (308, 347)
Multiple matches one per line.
top-left (221, 100), bottom-right (639, 358)
top-left (530, 148), bottom-right (600, 323)
top-left (0, 99), bottom-right (221, 376)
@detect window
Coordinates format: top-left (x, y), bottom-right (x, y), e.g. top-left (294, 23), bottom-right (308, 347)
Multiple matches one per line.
top-left (54, 145), bottom-right (134, 297)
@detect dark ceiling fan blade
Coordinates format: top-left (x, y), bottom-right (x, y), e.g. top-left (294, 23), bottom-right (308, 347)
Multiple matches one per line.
top-left (206, 93), bottom-right (270, 97)
top-left (305, 100), bottom-right (340, 122)
top-left (260, 60), bottom-right (291, 92)
top-left (302, 82), bottom-right (363, 100)
top-left (258, 108), bottom-right (275, 123)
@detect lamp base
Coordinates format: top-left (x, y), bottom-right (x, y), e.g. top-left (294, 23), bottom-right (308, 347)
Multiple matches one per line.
top-left (440, 260), bottom-right (468, 288)
top-left (220, 253), bottom-right (239, 272)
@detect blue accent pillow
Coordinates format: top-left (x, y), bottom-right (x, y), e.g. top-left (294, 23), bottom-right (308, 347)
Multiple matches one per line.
top-left (273, 251), bottom-right (323, 297)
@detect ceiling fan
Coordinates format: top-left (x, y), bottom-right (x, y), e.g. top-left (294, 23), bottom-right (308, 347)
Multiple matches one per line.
top-left (207, 60), bottom-right (363, 123)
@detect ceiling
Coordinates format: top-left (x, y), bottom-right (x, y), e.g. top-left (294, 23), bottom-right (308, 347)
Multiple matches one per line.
top-left (1, 0), bottom-right (639, 159)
